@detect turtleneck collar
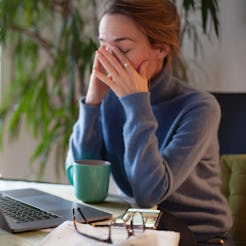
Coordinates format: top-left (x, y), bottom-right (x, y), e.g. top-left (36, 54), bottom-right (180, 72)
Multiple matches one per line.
top-left (148, 67), bottom-right (179, 105)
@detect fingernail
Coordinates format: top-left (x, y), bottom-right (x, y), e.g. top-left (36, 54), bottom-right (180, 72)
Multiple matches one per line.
top-left (106, 46), bottom-right (112, 54)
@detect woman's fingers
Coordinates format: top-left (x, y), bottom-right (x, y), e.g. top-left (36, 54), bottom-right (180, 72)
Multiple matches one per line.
top-left (94, 45), bottom-right (148, 97)
top-left (138, 60), bottom-right (149, 78)
top-left (93, 67), bottom-right (114, 88)
top-left (97, 47), bottom-right (126, 79)
top-left (111, 46), bottom-right (132, 71)
top-left (86, 51), bottom-right (111, 105)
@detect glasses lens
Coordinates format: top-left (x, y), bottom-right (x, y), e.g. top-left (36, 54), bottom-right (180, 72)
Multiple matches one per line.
top-left (111, 218), bottom-right (129, 243)
top-left (132, 212), bottom-right (145, 235)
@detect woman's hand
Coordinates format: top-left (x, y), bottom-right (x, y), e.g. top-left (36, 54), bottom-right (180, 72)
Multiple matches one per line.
top-left (85, 51), bottom-right (110, 105)
top-left (93, 46), bottom-right (149, 98)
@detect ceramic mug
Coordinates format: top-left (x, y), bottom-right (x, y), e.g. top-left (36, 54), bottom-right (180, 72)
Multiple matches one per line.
top-left (66, 160), bottom-right (111, 203)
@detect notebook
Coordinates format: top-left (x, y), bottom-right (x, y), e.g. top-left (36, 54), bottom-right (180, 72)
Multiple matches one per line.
top-left (0, 188), bottom-right (112, 233)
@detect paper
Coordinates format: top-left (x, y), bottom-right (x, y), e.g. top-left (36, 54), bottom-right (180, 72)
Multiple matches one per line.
top-left (39, 221), bottom-right (180, 246)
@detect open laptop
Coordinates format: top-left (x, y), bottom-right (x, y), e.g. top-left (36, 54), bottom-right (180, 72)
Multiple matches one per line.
top-left (0, 188), bottom-right (112, 233)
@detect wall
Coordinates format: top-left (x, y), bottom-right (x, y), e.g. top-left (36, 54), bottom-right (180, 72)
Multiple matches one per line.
top-left (182, 0), bottom-right (246, 92)
top-left (0, 0), bottom-right (246, 187)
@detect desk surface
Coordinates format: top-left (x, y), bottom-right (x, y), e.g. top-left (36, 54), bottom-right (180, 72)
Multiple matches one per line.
top-left (0, 179), bottom-right (130, 246)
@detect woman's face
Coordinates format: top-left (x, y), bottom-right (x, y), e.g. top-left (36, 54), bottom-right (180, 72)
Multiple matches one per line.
top-left (99, 14), bottom-right (167, 80)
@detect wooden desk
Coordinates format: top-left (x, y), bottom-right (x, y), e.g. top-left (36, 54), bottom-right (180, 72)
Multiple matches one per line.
top-left (0, 179), bottom-right (130, 246)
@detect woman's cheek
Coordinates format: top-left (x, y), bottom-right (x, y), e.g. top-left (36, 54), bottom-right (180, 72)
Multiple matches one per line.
top-left (127, 55), bottom-right (142, 71)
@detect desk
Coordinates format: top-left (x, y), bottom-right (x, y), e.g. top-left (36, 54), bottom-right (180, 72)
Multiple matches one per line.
top-left (0, 179), bottom-right (130, 246)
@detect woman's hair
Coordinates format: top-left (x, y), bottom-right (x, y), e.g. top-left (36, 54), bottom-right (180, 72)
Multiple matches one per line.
top-left (100, 0), bottom-right (180, 68)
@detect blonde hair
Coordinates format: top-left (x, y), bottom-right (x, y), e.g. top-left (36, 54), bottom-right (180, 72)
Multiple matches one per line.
top-left (100, 0), bottom-right (180, 68)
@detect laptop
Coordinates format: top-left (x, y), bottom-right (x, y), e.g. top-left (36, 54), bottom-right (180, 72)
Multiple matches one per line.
top-left (0, 188), bottom-right (112, 233)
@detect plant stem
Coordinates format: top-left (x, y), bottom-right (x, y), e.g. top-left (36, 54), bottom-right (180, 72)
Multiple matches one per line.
top-left (9, 25), bottom-right (55, 60)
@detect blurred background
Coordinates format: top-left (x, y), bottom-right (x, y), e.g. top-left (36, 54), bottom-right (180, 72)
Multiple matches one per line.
top-left (0, 0), bottom-right (245, 185)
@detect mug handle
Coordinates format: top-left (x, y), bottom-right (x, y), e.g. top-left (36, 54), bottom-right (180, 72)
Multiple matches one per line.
top-left (66, 165), bottom-right (74, 185)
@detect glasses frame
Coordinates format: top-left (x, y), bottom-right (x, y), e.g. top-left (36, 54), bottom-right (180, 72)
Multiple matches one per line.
top-left (72, 207), bottom-right (145, 244)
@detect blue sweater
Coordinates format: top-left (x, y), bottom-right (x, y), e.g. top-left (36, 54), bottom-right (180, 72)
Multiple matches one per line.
top-left (66, 68), bottom-right (232, 240)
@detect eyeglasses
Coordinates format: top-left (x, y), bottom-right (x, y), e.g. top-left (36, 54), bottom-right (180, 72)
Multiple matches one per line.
top-left (72, 207), bottom-right (145, 244)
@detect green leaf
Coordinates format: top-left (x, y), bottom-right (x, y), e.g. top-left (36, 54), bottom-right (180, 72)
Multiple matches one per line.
top-left (183, 0), bottom-right (195, 12)
top-left (201, 0), bottom-right (208, 34)
top-left (210, 0), bottom-right (220, 37)
top-left (201, 0), bottom-right (220, 37)
top-left (0, 118), bottom-right (4, 149)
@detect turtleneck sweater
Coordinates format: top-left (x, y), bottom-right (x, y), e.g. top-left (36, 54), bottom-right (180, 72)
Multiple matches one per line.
top-left (66, 68), bottom-right (232, 240)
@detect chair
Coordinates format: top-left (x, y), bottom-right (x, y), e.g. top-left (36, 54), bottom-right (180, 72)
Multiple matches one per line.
top-left (220, 155), bottom-right (246, 246)
top-left (213, 92), bottom-right (246, 246)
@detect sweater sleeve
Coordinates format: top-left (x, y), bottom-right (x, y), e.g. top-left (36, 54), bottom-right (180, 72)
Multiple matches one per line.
top-left (120, 92), bottom-right (221, 208)
top-left (65, 98), bottom-right (103, 168)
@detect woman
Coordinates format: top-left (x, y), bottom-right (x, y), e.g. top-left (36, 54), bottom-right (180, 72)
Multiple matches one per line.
top-left (66, 0), bottom-right (232, 244)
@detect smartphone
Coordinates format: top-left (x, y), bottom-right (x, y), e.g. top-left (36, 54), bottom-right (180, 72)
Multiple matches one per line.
top-left (121, 208), bottom-right (162, 229)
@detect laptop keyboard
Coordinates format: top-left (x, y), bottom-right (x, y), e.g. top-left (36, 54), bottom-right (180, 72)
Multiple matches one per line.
top-left (0, 193), bottom-right (60, 223)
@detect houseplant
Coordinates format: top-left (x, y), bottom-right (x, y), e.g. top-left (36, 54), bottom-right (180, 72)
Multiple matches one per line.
top-left (0, 0), bottom-right (220, 180)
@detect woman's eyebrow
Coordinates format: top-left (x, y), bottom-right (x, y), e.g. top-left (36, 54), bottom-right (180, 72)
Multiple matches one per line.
top-left (98, 37), bottom-right (134, 43)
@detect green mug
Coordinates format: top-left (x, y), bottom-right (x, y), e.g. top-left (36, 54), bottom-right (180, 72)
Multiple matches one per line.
top-left (66, 160), bottom-right (111, 203)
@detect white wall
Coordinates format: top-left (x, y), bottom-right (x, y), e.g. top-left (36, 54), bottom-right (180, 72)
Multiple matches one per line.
top-left (182, 0), bottom-right (246, 92)
top-left (0, 0), bottom-right (246, 185)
